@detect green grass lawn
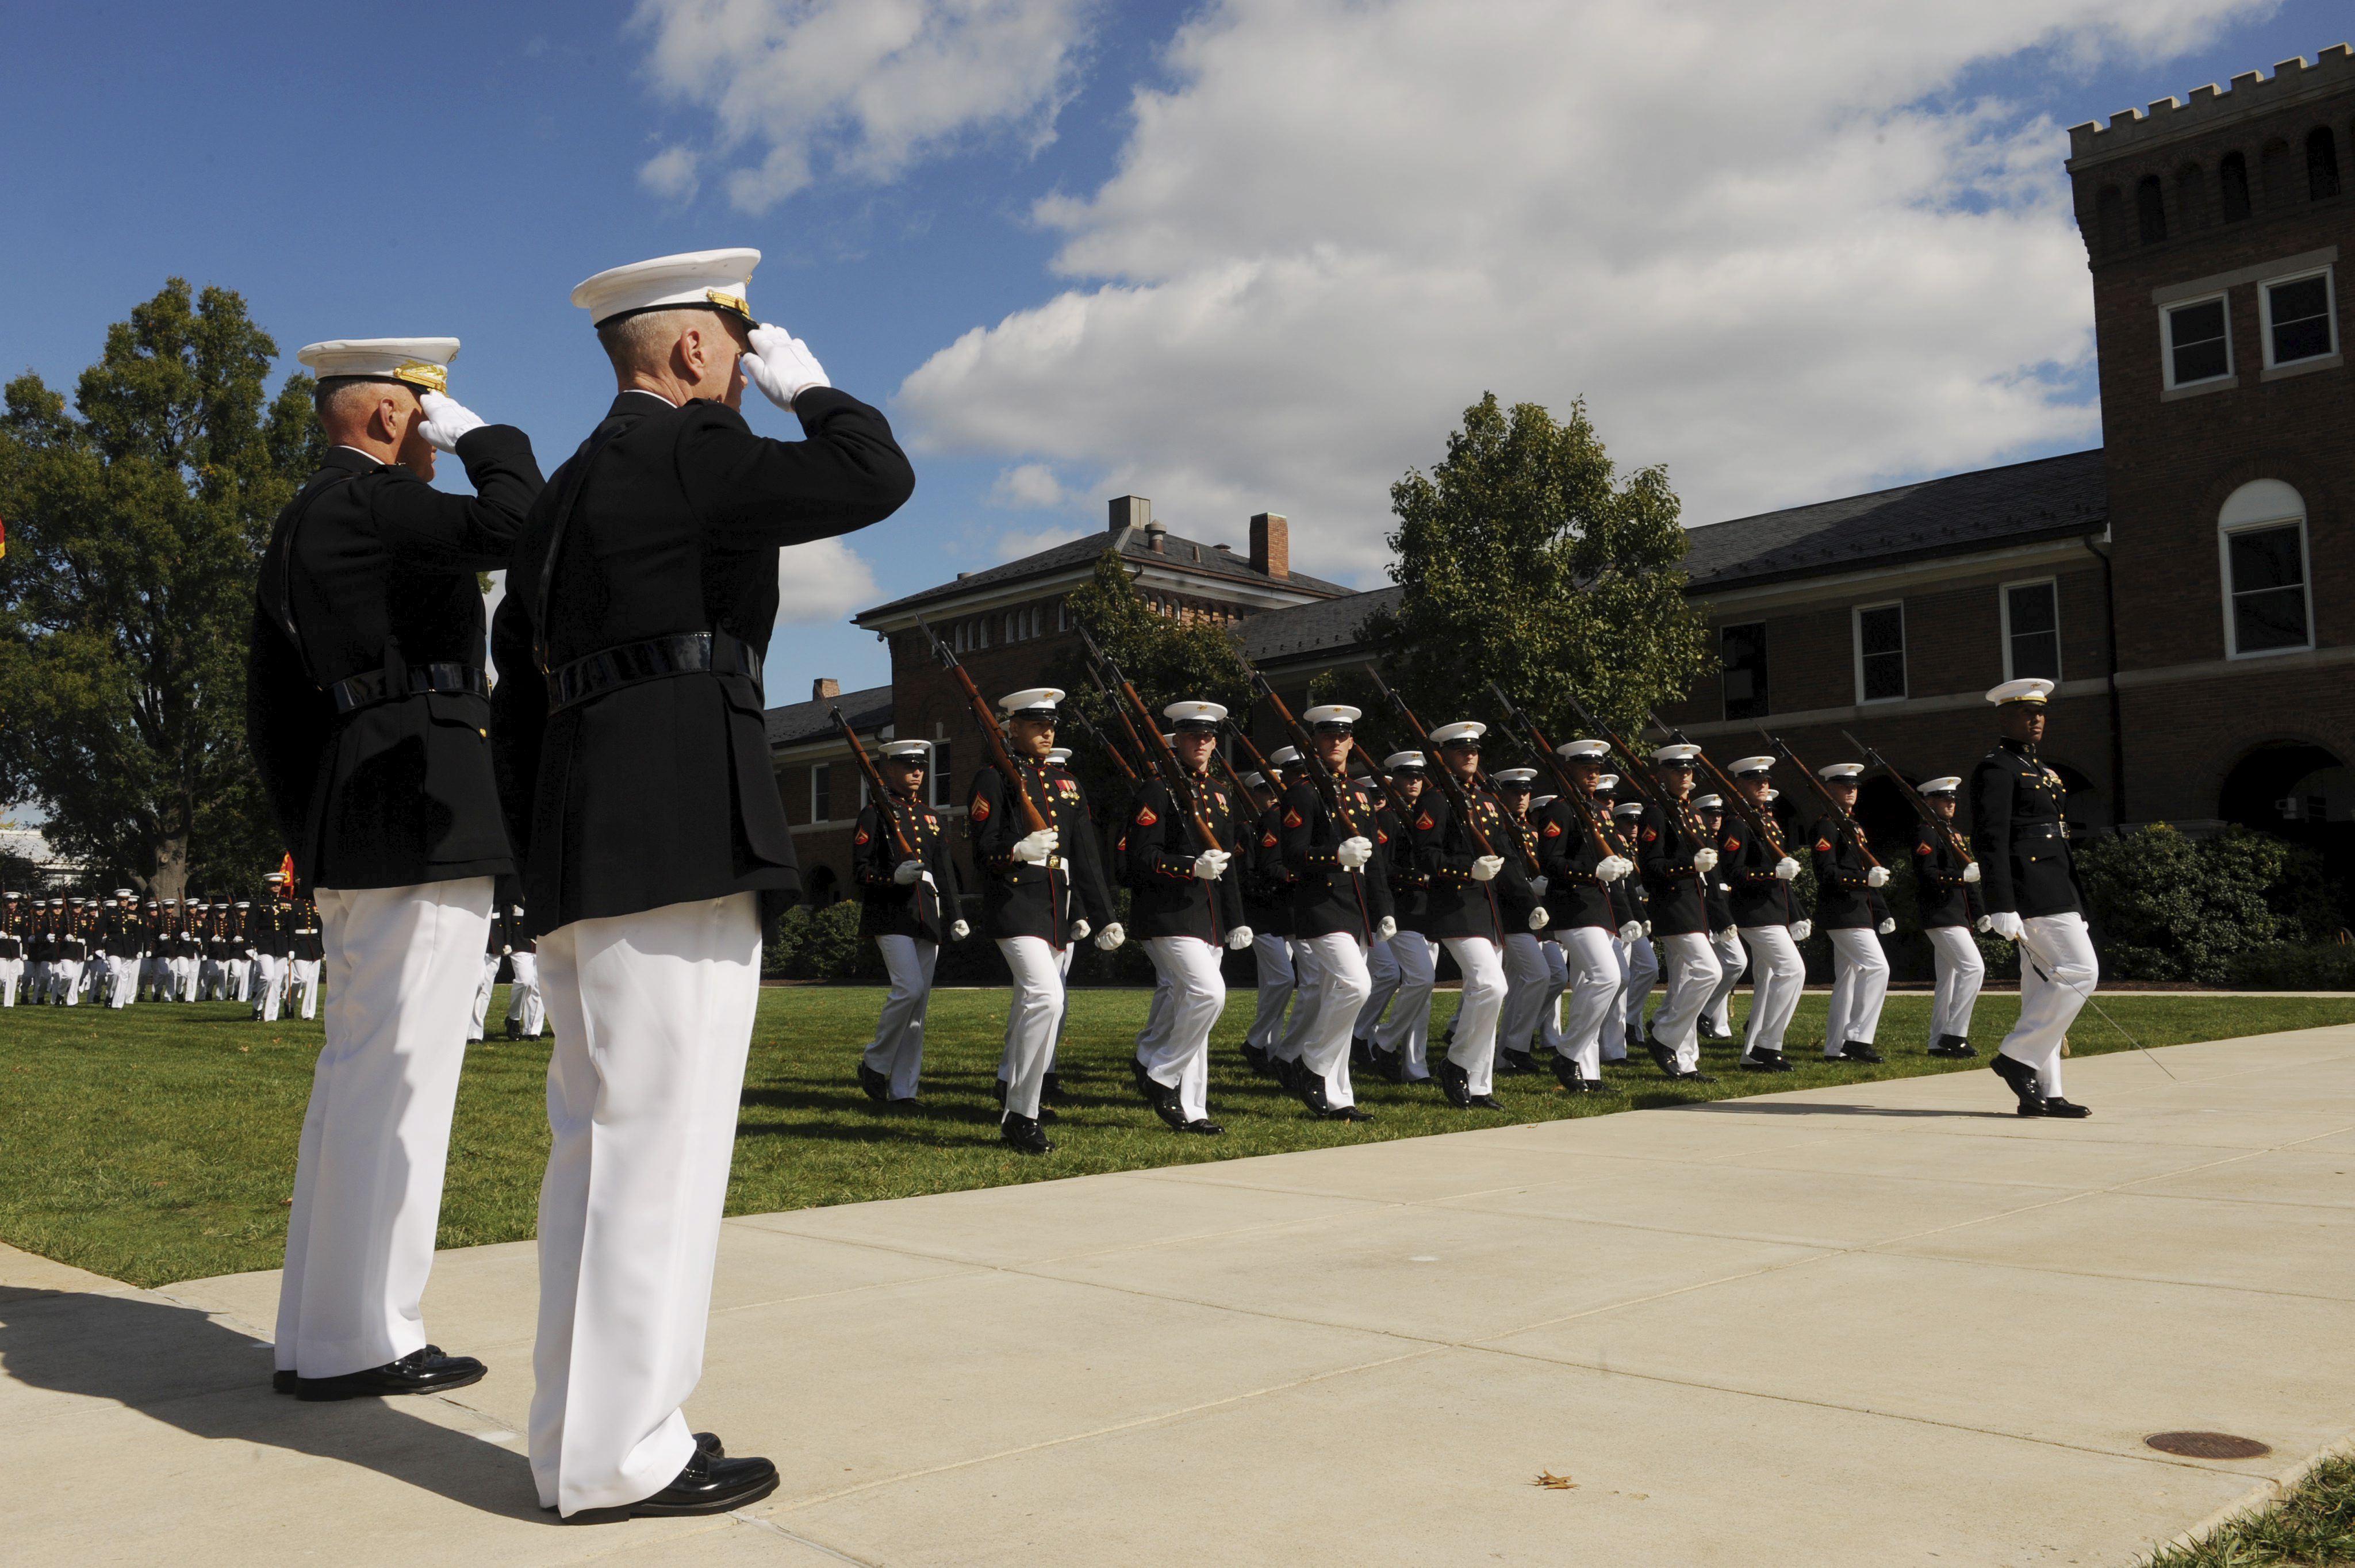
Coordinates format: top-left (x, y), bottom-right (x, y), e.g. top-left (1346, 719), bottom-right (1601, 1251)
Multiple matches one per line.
top-left (2, 985), bottom-right (2350, 1288)
top-left (2143, 1454), bottom-right (2355, 1566)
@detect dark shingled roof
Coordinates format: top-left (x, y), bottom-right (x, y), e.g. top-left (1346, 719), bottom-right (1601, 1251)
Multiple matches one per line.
top-left (857, 524), bottom-right (1351, 621)
top-left (766, 682), bottom-right (892, 749)
top-left (1237, 585), bottom-right (1401, 664)
top-left (1679, 449), bottom-right (2107, 593)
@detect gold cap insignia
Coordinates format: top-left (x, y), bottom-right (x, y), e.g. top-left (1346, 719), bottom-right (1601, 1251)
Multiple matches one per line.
top-left (391, 361), bottom-right (450, 394)
top-left (705, 289), bottom-right (753, 319)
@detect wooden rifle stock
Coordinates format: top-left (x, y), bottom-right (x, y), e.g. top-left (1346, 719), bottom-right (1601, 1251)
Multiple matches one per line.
top-left (914, 617), bottom-right (1049, 834)
top-left (830, 708), bottom-right (919, 860)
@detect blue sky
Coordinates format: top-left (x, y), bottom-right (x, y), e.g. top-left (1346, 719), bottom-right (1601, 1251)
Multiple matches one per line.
top-left (1, 0), bottom-right (2343, 703)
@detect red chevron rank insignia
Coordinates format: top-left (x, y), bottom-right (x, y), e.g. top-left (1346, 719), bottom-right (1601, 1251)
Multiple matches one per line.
top-left (1284, 809), bottom-right (1304, 829)
top-left (1263, 831), bottom-right (1278, 847)
top-left (1641, 828), bottom-right (1657, 843)
top-left (1415, 812), bottom-right (1434, 831)
top-left (1816, 837), bottom-right (1832, 853)
top-left (1914, 840), bottom-right (1932, 854)
top-left (971, 796), bottom-right (991, 822)
top-left (1135, 806), bottom-right (1159, 827)
top-left (854, 830), bottom-right (870, 846)
top-left (1543, 821), bottom-right (1562, 838)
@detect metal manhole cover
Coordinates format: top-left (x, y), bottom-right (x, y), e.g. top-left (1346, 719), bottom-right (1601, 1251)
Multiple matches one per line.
top-left (2145, 1431), bottom-right (2271, 1459)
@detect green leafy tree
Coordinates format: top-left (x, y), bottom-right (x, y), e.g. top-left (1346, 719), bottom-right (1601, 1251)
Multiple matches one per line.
top-left (0, 280), bottom-right (322, 900)
top-left (1357, 393), bottom-right (1709, 744)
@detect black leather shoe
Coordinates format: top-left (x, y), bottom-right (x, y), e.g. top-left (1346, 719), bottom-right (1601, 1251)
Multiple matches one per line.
top-left (1551, 1055), bottom-right (1586, 1092)
top-left (1468, 1092), bottom-right (1505, 1110)
top-left (295, 1345), bottom-right (486, 1401)
top-left (1644, 1035), bottom-right (1678, 1077)
top-left (1368, 1043), bottom-right (1404, 1083)
top-left (1740, 1051), bottom-right (1794, 1073)
top-left (1926, 1034), bottom-right (1976, 1058)
top-left (1497, 1048), bottom-right (1537, 1076)
top-left (1320, 1103), bottom-right (1375, 1122)
top-left (2041, 1097), bottom-right (2092, 1118)
top-left (271, 1368), bottom-right (296, 1394)
top-left (885, 1097), bottom-right (922, 1113)
top-left (1351, 1035), bottom-right (1373, 1068)
top-left (1241, 1041), bottom-right (1273, 1076)
top-left (693, 1431), bottom-right (724, 1459)
top-left (1183, 1118), bottom-right (1225, 1136)
top-left (1042, 1071), bottom-right (1068, 1105)
top-left (628, 1448), bottom-right (780, 1517)
top-left (1677, 1070), bottom-right (1719, 1084)
top-left (504, 1018), bottom-right (523, 1041)
top-left (1133, 1057), bottom-right (1190, 1132)
top-left (1435, 1059), bottom-right (1473, 1108)
top-left (1297, 1072), bottom-right (1333, 1115)
top-left (1035, 1103), bottom-right (1060, 1124)
top-left (857, 1061), bottom-right (889, 1103)
top-left (1000, 1113), bottom-right (1054, 1153)
top-left (1990, 1053), bottom-right (2045, 1114)
top-left (1836, 1041), bottom-right (1884, 1064)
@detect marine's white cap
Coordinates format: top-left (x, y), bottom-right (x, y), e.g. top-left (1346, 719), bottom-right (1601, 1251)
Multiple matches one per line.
top-left (1556, 738), bottom-right (1608, 762)
top-left (879, 739), bottom-right (933, 762)
top-left (296, 337), bottom-right (459, 395)
top-left (1730, 754), bottom-right (1776, 777)
top-left (1651, 742), bottom-right (1702, 765)
top-left (1430, 720), bottom-right (1486, 746)
top-left (1988, 677), bottom-right (2053, 705)
top-left (1594, 773), bottom-right (1620, 791)
top-left (997, 687), bottom-right (1064, 718)
top-left (1612, 800), bottom-right (1644, 817)
top-left (1766, 788), bottom-right (1781, 801)
top-left (1045, 747), bottom-right (1072, 766)
top-left (1269, 746), bottom-right (1302, 766)
top-left (572, 248), bottom-right (761, 328)
top-left (1164, 700), bottom-right (1228, 729)
top-left (1818, 762), bottom-right (1865, 782)
top-left (1693, 793), bottom-right (1724, 811)
top-left (1492, 768), bottom-right (1539, 787)
top-left (1532, 794), bottom-right (1556, 808)
top-left (1383, 751), bottom-right (1427, 772)
top-left (1304, 704), bottom-right (1360, 728)
top-left (113, 887), bottom-right (133, 898)
top-left (1241, 771), bottom-right (1268, 789)
top-left (1920, 775), bottom-right (1962, 796)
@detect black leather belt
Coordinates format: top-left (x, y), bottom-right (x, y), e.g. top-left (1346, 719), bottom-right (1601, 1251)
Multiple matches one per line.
top-left (546, 631), bottom-right (761, 715)
top-left (329, 662), bottom-right (489, 715)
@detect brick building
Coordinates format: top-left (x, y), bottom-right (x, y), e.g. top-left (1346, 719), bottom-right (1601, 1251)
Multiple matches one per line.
top-left (773, 45), bottom-right (2354, 906)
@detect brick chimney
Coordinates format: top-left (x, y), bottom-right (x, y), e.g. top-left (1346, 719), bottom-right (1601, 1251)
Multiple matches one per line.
top-left (1108, 494), bottom-right (1152, 534)
top-left (812, 677), bottom-right (840, 700)
top-left (1144, 519), bottom-right (1168, 553)
top-left (1250, 512), bottom-right (1288, 579)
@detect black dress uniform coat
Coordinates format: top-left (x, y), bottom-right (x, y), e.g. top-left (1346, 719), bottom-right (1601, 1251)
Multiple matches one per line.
top-left (0, 904), bottom-right (20, 963)
top-left (968, 758), bottom-right (1115, 945)
top-left (1535, 796), bottom-right (1617, 931)
top-left (1279, 773), bottom-right (1394, 941)
top-left (1241, 800), bottom-right (1295, 940)
top-left (249, 432), bottom-right (544, 890)
top-left (1912, 822), bottom-right (1983, 929)
top-left (1495, 808), bottom-right (1548, 933)
top-left (1718, 815), bottom-right (1798, 929)
top-left (1636, 799), bottom-right (1713, 937)
top-left (293, 899), bottom-right (324, 963)
top-left (852, 788), bottom-right (963, 945)
top-left (1966, 739), bottom-right (2082, 919)
top-left (1808, 814), bottom-right (1878, 930)
top-left (1378, 793), bottom-right (1432, 935)
top-left (1122, 770), bottom-right (1246, 944)
top-left (1405, 785), bottom-right (1517, 942)
top-left (491, 389), bottom-right (912, 937)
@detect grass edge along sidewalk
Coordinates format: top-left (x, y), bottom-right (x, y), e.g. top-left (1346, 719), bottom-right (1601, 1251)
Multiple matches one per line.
top-left (1, 990), bottom-right (2351, 1288)
top-left (2144, 1449), bottom-right (2355, 1567)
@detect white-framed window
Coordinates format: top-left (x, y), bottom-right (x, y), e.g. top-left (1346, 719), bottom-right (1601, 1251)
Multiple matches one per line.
top-left (809, 762), bottom-right (833, 824)
top-left (928, 739), bottom-right (955, 807)
top-left (2260, 266), bottom-right (2337, 368)
top-left (2217, 479), bottom-right (2315, 657)
top-left (2000, 578), bottom-right (2062, 683)
top-left (1852, 601), bottom-right (1907, 703)
top-left (2160, 292), bottom-right (2233, 388)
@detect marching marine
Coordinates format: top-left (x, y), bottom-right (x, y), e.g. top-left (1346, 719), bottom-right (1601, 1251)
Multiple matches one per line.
top-left (1534, 740), bottom-right (1634, 1093)
top-left (1808, 763), bottom-right (1890, 1064)
top-left (1489, 766), bottom-right (1555, 1078)
top-left (1634, 744), bottom-right (1721, 1082)
top-left (1410, 722), bottom-right (1516, 1110)
top-left (1716, 757), bottom-right (1805, 1071)
top-left (1368, 751), bottom-right (1438, 1083)
top-left (1277, 705), bottom-right (1394, 1120)
top-left (1914, 777), bottom-right (1986, 1058)
top-left (852, 739), bottom-right (968, 1107)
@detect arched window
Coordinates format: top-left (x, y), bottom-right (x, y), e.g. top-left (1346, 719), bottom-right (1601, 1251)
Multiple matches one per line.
top-left (2136, 175), bottom-right (2168, 243)
top-left (2217, 480), bottom-right (2314, 657)
top-left (2260, 137), bottom-right (2292, 209)
top-left (2220, 151), bottom-right (2252, 221)
top-left (2094, 185), bottom-right (2126, 254)
top-left (2175, 163), bottom-right (2207, 229)
top-left (2310, 126), bottom-right (2341, 200)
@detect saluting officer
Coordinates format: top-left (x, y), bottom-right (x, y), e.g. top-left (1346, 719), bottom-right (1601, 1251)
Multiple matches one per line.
top-left (247, 334), bottom-right (539, 1404)
top-left (852, 739), bottom-right (968, 1107)
top-left (1275, 706), bottom-right (1394, 1120)
top-left (968, 688), bottom-right (1120, 1154)
top-left (1913, 777), bottom-right (1986, 1059)
top-left (1635, 744), bottom-right (1720, 1082)
top-left (489, 248), bottom-right (911, 1517)
top-left (1535, 740), bottom-right (1635, 1093)
top-left (1412, 722), bottom-right (1517, 1110)
top-left (1123, 701), bottom-right (1250, 1134)
top-left (1716, 757), bottom-right (1805, 1072)
top-left (1808, 762), bottom-right (1890, 1064)
top-left (1367, 752), bottom-right (1438, 1083)
top-left (1489, 768), bottom-right (1555, 1077)
top-left (1237, 766), bottom-right (1296, 1075)
top-left (1972, 678), bottom-right (2095, 1117)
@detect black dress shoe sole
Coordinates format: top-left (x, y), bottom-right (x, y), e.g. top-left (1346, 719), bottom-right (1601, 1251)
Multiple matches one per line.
top-left (631, 1470), bottom-right (781, 1517)
top-left (296, 1363), bottom-right (487, 1401)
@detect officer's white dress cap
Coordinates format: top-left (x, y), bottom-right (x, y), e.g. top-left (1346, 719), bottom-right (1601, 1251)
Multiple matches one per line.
top-left (1613, 800), bottom-right (1644, 816)
top-left (1269, 746), bottom-right (1302, 766)
top-left (1493, 768), bottom-right (1539, 786)
top-left (998, 687), bottom-right (1064, 716)
top-left (1556, 738), bottom-right (1608, 761)
top-left (1920, 775), bottom-right (1962, 795)
top-left (1652, 742), bottom-right (1702, 764)
top-left (1595, 773), bottom-right (1620, 791)
top-left (113, 887), bottom-right (133, 897)
top-left (1730, 754), bottom-right (1776, 776)
top-left (1818, 761), bottom-right (1865, 781)
top-left (1304, 704), bottom-right (1360, 727)
top-left (1383, 750), bottom-right (1427, 771)
top-left (1045, 747), bottom-right (1072, 766)
top-left (1533, 794), bottom-right (1556, 807)
top-left (1430, 720), bottom-right (1486, 745)
top-left (1163, 700), bottom-right (1228, 727)
top-left (879, 739), bottom-right (932, 761)
top-left (1241, 771), bottom-right (1267, 789)
top-left (296, 338), bottom-right (459, 395)
top-left (1766, 788), bottom-right (1781, 800)
top-left (572, 248), bottom-right (761, 328)
top-left (1693, 793), bottom-right (1724, 810)
top-left (1988, 677), bottom-right (2053, 705)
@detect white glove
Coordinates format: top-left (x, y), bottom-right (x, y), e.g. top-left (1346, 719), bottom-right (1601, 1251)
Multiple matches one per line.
top-left (1986, 910), bottom-right (2024, 940)
top-left (1013, 829), bottom-right (1059, 865)
top-left (1335, 836), bottom-right (1374, 869)
top-left (416, 390), bottom-right (486, 453)
top-left (1192, 849), bottom-right (1232, 881)
top-left (1792, 919), bottom-right (1813, 941)
top-left (740, 324), bottom-right (830, 411)
top-left (1974, 915), bottom-right (1993, 934)
top-left (1642, 921), bottom-right (1652, 937)
top-left (1596, 854), bottom-right (1632, 884)
top-left (1375, 916), bottom-right (1398, 941)
top-left (1692, 848), bottom-right (1719, 874)
top-left (1528, 907), bottom-right (1549, 931)
top-left (893, 860), bottom-right (925, 885)
top-left (1774, 856), bottom-right (1799, 880)
top-left (1962, 862), bottom-right (1982, 884)
top-left (1866, 865), bottom-right (1889, 888)
top-left (1529, 876), bottom-right (1550, 898)
top-left (1618, 921), bottom-right (1643, 941)
top-left (1470, 854), bottom-right (1504, 883)
top-left (950, 919), bottom-right (971, 941)
top-left (501, 944), bottom-right (513, 956)
top-left (1877, 918), bottom-right (1896, 936)
top-left (1093, 921), bottom-right (1126, 952)
top-left (1226, 925), bottom-right (1254, 951)
top-left (1069, 919), bottom-right (1091, 942)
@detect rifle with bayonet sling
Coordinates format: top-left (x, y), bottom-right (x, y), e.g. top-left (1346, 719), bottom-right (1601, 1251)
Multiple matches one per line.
top-left (830, 708), bottom-right (919, 860)
top-left (1076, 627), bottom-right (1228, 855)
top-left (1369, 671), bottom-right (1495, 858)
top-left (1250, 673), bottom-right (1367, 839)
top-left (1487, 683), bottom-right (1615, 859)
top-left (1840, 729), bottom-right (1974, 868)
top-left (914, 616), bottom-right (1049, 835)
top-left (1762, 729), bottom-right (1881, 869)
top-left (1563, 689), bottom-right (1706, 890)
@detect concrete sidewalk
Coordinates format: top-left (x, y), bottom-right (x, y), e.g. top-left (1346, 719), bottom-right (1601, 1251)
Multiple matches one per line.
top-left (7, 1027), bottom-right (2354, 1566)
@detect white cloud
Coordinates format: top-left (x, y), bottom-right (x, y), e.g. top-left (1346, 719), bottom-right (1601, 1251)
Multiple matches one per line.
top-left (994, 523), bottom-right (1088, 560)
top-left (774, 536), bottom-right (881, 623)
top-left (633, 0), bottom-right (1100, 212)
top-left (639, 143), bottom-right (702, 201)
top-left (899, 0), bottom-right (2269, 583)
top-left (989, 460), bottom-right (1070, 507)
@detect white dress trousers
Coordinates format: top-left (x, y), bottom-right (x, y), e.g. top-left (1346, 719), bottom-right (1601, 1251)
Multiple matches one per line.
top-left (1620, 935), bottom-right (1659, 1046)
top-left (1650, 931), bottom-right (1721, 1072)
top-left (505, 950), bottom-right (544, 1036)
top-left (2000, 911), bottom-right (2098, 1096)
top-left (51, 958), bottom-right (84, 1005)
top-left (1290, 931), bottom-right (1371, 1109)
top-left (1355, 934), bottom-right (1400, 1041)
top-left (250, 952), bottom-right (279, 1018)
top-left (1550, 926), bottom-right (1620, 1079)
top-left (1497, 931), bottom-right (1552, 1056)
top-left (1372, 929), bottom-right (1436, 1079)
top-left (277, 877), bottom-right (493, 1381)
top-left (0, 956), bottom-right (20, 1006)
top-left (864, 936), bottom-right (937, 1100)
top-left (291, 957), bottom-right (323, 1018)
top-left (1439, 935), bottom-right (1508, 1096)
top-left (1272, 938), bottom-right (1323, 1068)
top-left (1926, 925), bottom-right (1986, 1043)
top-left (109, 953), bottom-right (139, 1009)
top-left (1246, 931), bottom-right (1295, 1051)
top-left (1537, 938), bottom-right (1569, 1054)
top-left (1702, 927), bottom-right (1746, 1036)
top-left (1601, 936), bottom-right (1630, 1062)
top-left (467, 951), bottom-right (503, 1041)
top-left (531, 892), bottom-right (762, 1517)
top-left (1735, 924), bottom-right (1806, 1058)
top-left (994, 936), bottom-right (1064, 1120)
top-left (1138, 935), bottom-right (1226, 1122)
top-left (1823, 926), bottom-right (1890, 1056)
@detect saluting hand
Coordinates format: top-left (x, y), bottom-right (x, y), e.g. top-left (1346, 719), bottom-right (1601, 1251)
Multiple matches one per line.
top-left (416, 390), bottom-right (487, 453)
top-left (741, 324), bottom-right (830, 411)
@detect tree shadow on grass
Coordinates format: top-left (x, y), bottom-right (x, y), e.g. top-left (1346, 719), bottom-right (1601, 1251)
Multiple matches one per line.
top-left (0, 1284), bottom-right (540, 1520)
